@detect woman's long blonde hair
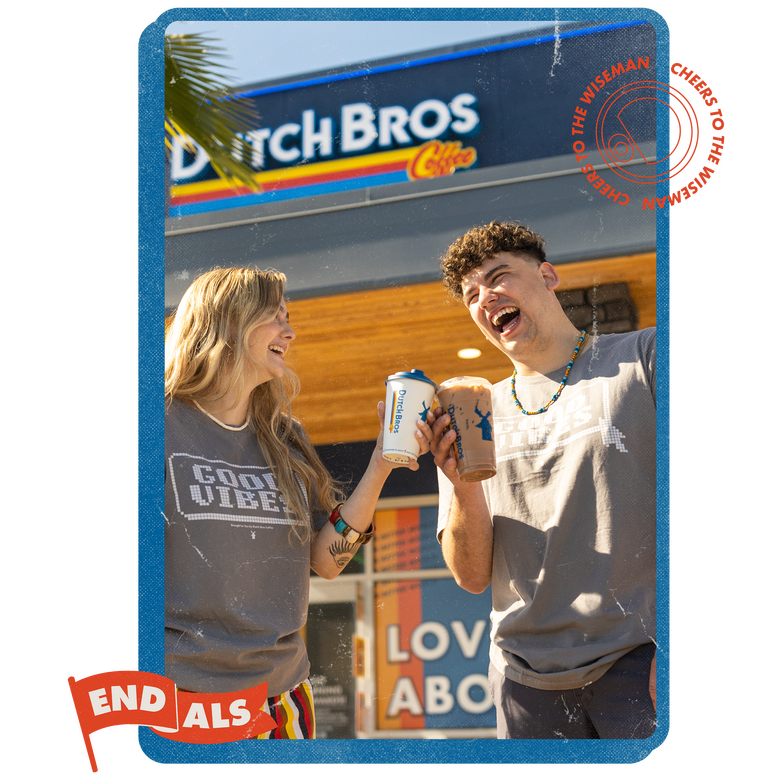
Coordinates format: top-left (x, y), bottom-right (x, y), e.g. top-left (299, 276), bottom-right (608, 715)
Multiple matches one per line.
top-left (165, 267), bottom-right (342, 543)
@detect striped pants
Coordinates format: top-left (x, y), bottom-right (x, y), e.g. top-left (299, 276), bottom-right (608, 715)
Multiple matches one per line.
top-left (256, 679), bottom-right (316, 739)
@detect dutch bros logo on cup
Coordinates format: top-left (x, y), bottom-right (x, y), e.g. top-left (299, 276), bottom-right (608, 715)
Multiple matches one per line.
top-left (383, 369), bottom-right (437, 465)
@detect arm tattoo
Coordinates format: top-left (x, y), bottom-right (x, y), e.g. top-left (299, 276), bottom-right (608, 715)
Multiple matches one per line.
top-left (328, 538), bottom-right (358, 568)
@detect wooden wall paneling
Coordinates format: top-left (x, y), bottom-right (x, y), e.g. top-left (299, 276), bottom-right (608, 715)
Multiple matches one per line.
top-left (287, 253), bottom-right (655, 445)
top-left (163, 254), bottom-right (655, 444)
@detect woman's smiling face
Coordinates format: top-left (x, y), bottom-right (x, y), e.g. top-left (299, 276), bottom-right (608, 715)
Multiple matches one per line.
top-left (246, 301), bottom-right (296, 386)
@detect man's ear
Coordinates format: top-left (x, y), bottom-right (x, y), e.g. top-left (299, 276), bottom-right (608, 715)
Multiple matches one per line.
top-left (539, 262), bottom-right (560, 292)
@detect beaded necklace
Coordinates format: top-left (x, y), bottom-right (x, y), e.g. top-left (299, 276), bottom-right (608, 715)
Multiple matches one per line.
top-left (510, 330), bottom-right (588, 415)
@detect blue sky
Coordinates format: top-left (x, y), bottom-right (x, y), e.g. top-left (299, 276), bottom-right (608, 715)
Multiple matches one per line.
top-left (164, 19), bottom-right (556, 86)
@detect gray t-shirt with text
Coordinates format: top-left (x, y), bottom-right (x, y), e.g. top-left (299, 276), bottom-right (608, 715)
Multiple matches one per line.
top-left (165, 400), bottom-right (327, 696)
top-left (438, 329), bottom-right (656, 690)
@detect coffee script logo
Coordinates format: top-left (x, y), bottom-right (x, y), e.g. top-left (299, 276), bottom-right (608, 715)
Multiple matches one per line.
top-left (408, 140), bottom-right (477, 180)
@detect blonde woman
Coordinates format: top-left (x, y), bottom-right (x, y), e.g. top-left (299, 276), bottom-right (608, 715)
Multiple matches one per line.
top-left (165, 267), bottom-right (425, 739)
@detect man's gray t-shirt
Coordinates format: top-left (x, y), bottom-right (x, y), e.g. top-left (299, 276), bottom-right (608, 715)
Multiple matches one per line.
top-left (438, 329), bottom-right (656, 690)
top-left (165, 400), bottom-right (327, 696)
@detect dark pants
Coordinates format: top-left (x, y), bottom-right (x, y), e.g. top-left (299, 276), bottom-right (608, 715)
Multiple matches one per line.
top-left (488, 643), bottom-right (657, 739)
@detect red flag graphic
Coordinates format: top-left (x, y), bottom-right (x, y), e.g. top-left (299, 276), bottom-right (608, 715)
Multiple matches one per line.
top-left (65, 669), bottom-right (177, 775)
top-left (69, 672), bottom-right (277, 771)
top-left (149, 682), bottom-right (276, 743)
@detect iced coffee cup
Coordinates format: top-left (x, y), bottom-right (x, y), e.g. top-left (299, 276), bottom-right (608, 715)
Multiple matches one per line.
top-left (436, 377), bottom-right (497, 482)
top-left (383, 369), bottom-right (437, 465)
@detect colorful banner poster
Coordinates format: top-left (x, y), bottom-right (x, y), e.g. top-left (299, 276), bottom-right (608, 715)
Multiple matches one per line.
top-left (373, 507), bottom-right (495, 731)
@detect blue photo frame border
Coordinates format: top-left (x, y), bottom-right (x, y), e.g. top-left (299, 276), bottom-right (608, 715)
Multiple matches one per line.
top-left (139, 6), bottom-right (669, 764)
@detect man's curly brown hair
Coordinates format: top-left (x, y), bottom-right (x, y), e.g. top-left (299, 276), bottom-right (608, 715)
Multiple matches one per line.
top-left (440, 221), bottom-right (547, 299)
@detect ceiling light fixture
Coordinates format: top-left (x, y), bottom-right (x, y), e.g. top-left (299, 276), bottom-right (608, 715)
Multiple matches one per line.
top-left (457, 348), bottom-right (482, 359)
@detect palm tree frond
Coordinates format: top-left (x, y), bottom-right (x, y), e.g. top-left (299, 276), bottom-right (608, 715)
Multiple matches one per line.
top-left (165, 33), bottom-right (261, 191)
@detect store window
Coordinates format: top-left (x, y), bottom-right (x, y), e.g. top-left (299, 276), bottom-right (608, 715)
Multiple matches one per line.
top-left (307, 496), bottom-right (496, 739)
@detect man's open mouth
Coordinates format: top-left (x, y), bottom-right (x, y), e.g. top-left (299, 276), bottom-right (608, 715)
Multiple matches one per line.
top-left (490, 306), bottom-right (520, 334)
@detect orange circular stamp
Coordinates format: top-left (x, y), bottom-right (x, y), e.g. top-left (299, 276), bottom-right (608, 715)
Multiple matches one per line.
top-left (669, 60), bottom-right (726, 208)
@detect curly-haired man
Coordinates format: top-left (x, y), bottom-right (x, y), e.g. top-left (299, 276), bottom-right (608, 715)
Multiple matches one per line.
top-left (429, 221), bottom-right (657, 739)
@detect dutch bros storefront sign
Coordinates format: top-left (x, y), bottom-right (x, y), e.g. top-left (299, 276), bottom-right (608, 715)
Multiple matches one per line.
top-left (169, 92), bottom-right (479, 217)
top-left (167, 23), bottom-right (657, 220)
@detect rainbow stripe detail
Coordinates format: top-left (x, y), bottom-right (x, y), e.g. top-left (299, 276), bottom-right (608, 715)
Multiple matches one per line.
top-left (170, 147), bottom-right (417, 217)
top-left (389, 391), bottom-right (399, 432)
top-left (255, 678), bottom-right (315, 739)
top-left (169, 141), bottom-right (477, 217)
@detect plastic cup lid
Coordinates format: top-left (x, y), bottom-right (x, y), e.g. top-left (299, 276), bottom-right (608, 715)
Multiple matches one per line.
top-left (385, 369), bottom-right (437, 387)
top-left (437, 376), bottom-right (492, 390)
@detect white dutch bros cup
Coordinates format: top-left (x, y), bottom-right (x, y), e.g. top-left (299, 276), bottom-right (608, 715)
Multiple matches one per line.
top-left (382, 369), bottom-right (437, 464)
